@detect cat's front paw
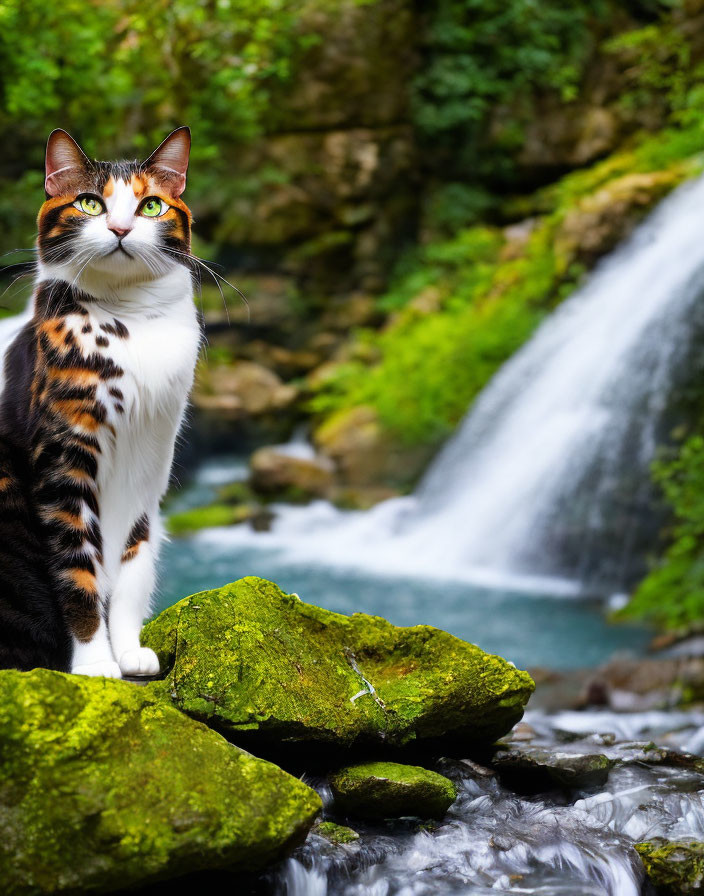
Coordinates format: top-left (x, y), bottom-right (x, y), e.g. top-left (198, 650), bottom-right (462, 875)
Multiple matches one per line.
top-left (119, 647), bottom-right (160, 677)
top-left (72, 660), bottom-right (123, 678)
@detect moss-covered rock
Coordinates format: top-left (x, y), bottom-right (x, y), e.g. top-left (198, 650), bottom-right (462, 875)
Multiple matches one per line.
top-left (312, 821), bottom-right (360, 845)
top-left (330, 761), bottom-right (456, 820)
top-left (0, 669), bottom-right (321, 895)
top-left (636, 839), bottom-right (704, 894)
top-left (142, 577), bottom-right (534, 750)
top-left (167, 502), bottom-right (256, 536)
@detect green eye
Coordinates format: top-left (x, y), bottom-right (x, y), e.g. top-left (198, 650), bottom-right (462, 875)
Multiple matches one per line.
top-left (78, 196), bottom-right (103, 216)
top-left (141, 197), bottom-right (166, 217)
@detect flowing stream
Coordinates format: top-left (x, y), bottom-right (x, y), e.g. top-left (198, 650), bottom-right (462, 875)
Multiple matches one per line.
top-left (266, 708), bottom-right (704, 896)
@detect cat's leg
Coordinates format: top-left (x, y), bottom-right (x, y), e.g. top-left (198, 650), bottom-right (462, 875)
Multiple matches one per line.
top-left (59, 557), bottom-right (120, 678)
top-left (71, 621), bottom-right (121, 678)
top-left (36, 433), bottom-right (121, 677)
top-left (109, 513), bottom-right (160, 676)
top-left (42, 488), bottom-right (121, 678)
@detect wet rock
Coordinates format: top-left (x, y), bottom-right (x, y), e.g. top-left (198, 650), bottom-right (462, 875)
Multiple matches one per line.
top-left (491, 745), bottom-right (615, 792)
top-left (625, 744), bottom-right (704, 775)
top-left (249, 446), bottom-right (335, 501)
top-left (313, 405), bottom-right (433, 488)
top-left (194, 360), bottom-right (298, 419)
top-left (556, 170), bottom-right (685, 266)
top-left (141, 577), bottom-right (534, 751)
top-left (313, 406), bottom-right (389, 486)
top-left (312, 822), bottom-right (360, 845)
top-left (528, 653), bottom-right (704, 713)
top-left (330, 761), bottom-right (456, 820)
top-left (636, 839), bottom-right (704, 894)
top-left (0, 669), bottom-right (321, 894)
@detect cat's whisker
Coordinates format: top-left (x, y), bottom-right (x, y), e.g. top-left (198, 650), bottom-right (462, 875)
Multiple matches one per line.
top-left (165, 248), bottom-right (247, 324)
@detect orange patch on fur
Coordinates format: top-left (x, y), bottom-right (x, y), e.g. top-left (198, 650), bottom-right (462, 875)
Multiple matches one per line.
top-left (53, 400), bottom-right (101, 432)
top-left (37, 200), bottom-right (82, 232)
top-left (121, 536), bottom-right (148, 563)
top-left (103, 176), bottom-right (115, 198)
top-left (40, 320), bottom-right (71, 351)
top-left (131, 173), bottom-right (148, 199)
top-left (50, 509), bottom-right (87, 530)
top-left (67, 467), bottom-right (93, 482)
top-left (66, 568), bottom-right (98, 594)
top-left (48, 366), bottom-right (99, 386)
top-left (0, 477), bottom-right (12, 492)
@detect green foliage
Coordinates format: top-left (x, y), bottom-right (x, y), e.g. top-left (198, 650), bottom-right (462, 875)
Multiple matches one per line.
top-left (622, 436), bottom-right (704, 630)
top-left (0, 0), bottom-right (313, 256)
top-left (413, 0), bottom-right (606, 175)
top-left (604, 19), bottom-right (694, 118)
top-left (332, 225), bottom-right (555, 445)
top-left (423, 183), bottom-right (496, 237)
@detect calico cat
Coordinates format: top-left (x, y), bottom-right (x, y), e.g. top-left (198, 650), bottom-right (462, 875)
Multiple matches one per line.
top-left (0, 127), bottom-right (201, 676)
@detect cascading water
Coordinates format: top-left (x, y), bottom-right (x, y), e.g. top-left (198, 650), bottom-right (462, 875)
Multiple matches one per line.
top-left (265, 709), bottom-right (704, 896)
top-left (197, 173), bottom-right (704, 595)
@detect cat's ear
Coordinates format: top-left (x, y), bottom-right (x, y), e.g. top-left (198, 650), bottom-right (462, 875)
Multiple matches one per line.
top-left (45, 130), bottom-right (91, 197)
top-left (143, 127), bottom-right (190, 198)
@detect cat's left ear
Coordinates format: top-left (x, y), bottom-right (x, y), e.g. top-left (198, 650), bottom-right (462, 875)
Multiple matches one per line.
top-left (45, 129), bottom-right (92, 197)
top-left (144, 127), bottom-right (191, 198)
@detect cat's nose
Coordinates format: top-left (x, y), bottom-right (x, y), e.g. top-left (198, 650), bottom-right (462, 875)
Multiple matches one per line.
top-left (108, 224), bottom-right (132, 240)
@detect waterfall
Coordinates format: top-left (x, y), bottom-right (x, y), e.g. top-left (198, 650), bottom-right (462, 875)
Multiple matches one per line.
top-left (202, 174), bottom-right (704, 594)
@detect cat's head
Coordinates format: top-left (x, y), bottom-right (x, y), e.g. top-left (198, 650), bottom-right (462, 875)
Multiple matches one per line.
top-left (37, 128), bottom-right (192, 287)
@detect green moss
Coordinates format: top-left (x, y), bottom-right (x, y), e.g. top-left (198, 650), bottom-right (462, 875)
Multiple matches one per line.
top-left (330, 761), bottom-right (456, 820)
top-left (636, 839), bottom-right (704, 894)
top-left (166, 503), bottom-right (253, 536)
top-left (313, 821), bottom-right (360, 844)
top-left (142, 577), bottom-right (534, 750)
top-left (0, 669), bottom-right (321, 894)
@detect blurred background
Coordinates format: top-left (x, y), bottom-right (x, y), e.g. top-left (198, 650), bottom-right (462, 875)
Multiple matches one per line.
top-left (4, 0), bottom-right (704, 671)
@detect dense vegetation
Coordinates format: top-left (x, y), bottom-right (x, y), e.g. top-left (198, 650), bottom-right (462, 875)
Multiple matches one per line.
top-left (0, 0), bottom-right (314, 260)
top-left (620, 436), bottom-right (704, 630)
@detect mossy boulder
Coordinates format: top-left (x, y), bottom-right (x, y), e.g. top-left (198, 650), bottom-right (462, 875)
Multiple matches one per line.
top-left (312, 822), bottom-right (360, 845)
top-left (330, 761), bottom-right (457, 820)
top-left (636, 839), bottom-right (704, 894)
top-left (142, 577), bottom-right (534, 750)
top-left (0, 669), bottom-right (321, 895)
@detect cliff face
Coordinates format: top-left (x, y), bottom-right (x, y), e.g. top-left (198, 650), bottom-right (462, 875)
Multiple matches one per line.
top-left (204, 0), bottom-right (419, 295)
top-left (194, 0), bottom-right (704, 295)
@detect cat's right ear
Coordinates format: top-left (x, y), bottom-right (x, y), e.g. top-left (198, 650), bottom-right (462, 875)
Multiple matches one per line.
top-left (45, 130), bottom-right (91, 197)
